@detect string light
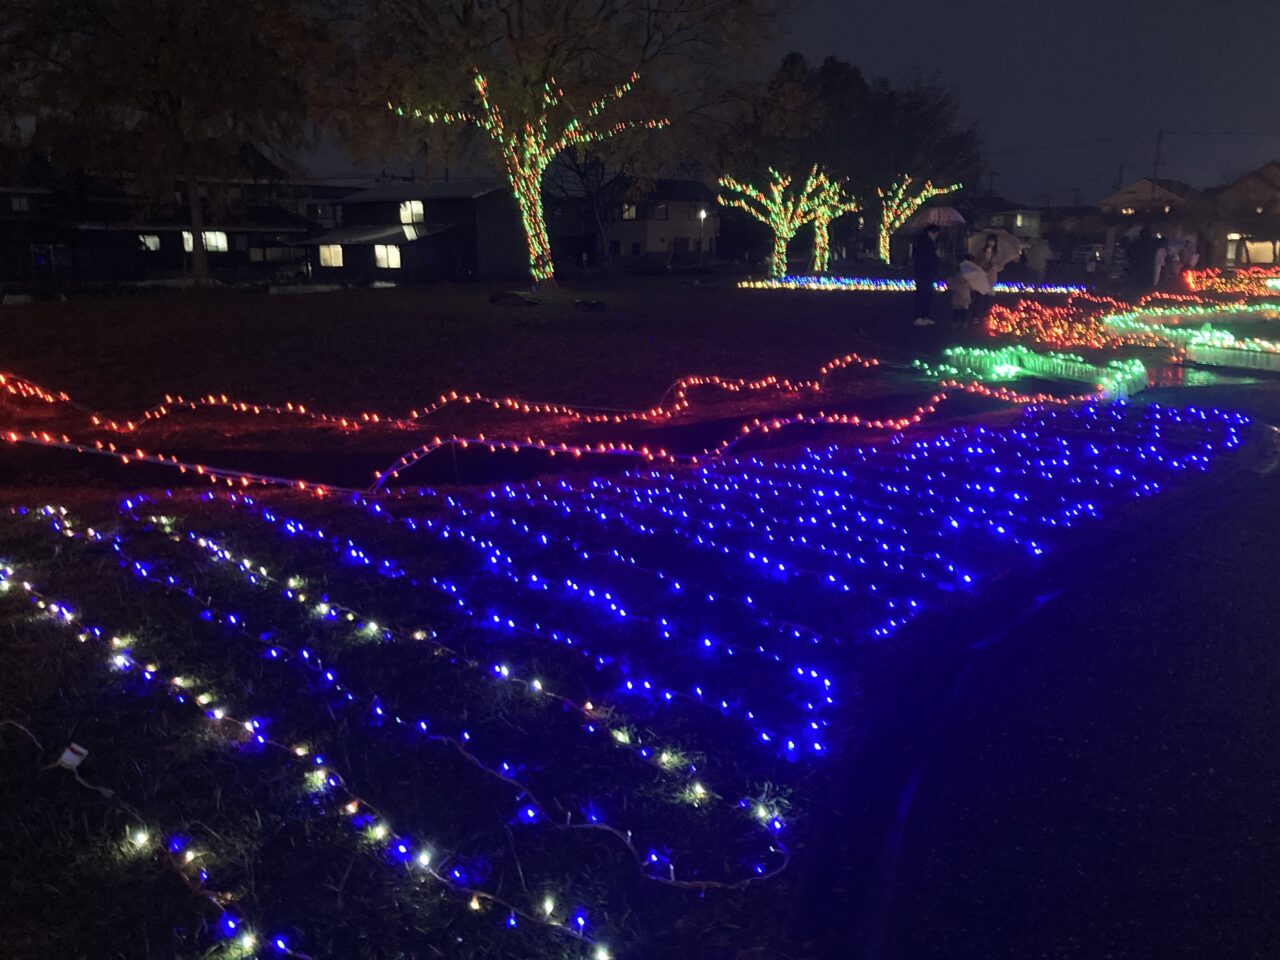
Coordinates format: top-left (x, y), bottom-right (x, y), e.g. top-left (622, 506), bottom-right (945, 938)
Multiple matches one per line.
top-left (807, 170), bottom-right (860, 274)
top-left (717, 166), bottom-right (830, 279)
top-left (1182, 265), bottom-right (1280, 296)
top-left (875, 174), bottom-right (961, 263)
top-left (738, 276), bottom-right (1085, 295)
top-left (392, 72), bottom-right (667, 283)
top-left (3, 523), bottom-right (607, 951)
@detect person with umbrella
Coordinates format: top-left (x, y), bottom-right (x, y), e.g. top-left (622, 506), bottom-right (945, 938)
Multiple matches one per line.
top-left (912, 224), bottom-right (942, 326)
top-left (967, 229), bottom-right (1022, 318)
top-left (946, 258), bottom-right (993, 325)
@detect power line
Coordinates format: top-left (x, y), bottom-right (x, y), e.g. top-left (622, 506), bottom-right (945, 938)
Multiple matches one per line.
top-left (986, 134), bottom-right (1144, 156)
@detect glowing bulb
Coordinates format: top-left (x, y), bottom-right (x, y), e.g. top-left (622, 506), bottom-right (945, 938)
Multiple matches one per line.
top-left (416, 850), bottom-right (432, 867)
top-left (130, 829), bottom-right (149, 847)
top-left (371, 823), bottom-right (388, 840)
top-left (469, 895), bottom-right (482, 911)
top-left (542, 896), bottom-right (555, 916)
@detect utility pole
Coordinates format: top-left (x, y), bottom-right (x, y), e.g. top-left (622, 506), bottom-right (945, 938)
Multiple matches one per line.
top-left (1151, 129), bottom-right (1164, 202)
top-left (1115, 164), bottom-right (1124, 192)
top-left (987, 170), bottom-right (997, 196)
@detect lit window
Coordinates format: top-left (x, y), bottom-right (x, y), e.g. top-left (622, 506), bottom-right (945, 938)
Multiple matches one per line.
top-left (138, 234), bottom-right (161, 252)
top-left (182, 230), bottom-right (228, 252)
top-left (399, 200), bottom-right (424, 224)
top-left (1120, 207), bottom-right (1135, 216)
top-left (1015, 213), bottom-right (1024, 227)
top-left (319, 244), bottom-right (343, 267)
top-left (11, 195), bottom-right (29, 213)
top-left (621, 203), bottom-right (638, 221)
top-left (374, 244), bottom-right (400, 269)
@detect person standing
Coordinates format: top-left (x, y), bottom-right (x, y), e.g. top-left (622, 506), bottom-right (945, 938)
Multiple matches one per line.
top-left (912, 224), bottom-right (941, 327)
top-left (1027, 238), bottom-right (1052, 283)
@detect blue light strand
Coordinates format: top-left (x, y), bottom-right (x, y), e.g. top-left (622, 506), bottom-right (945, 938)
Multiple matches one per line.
top-left (93, 502), bottom-right (792, 890)
top-left (8, 509), bottom-right (614, 943)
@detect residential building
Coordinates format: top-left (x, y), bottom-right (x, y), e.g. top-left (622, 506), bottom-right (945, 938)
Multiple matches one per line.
top-left (1099, 178), bottom-right (1200, 217)
top-left (304, 179), bottom-right (530, 283)
top-left (604, 180), bottom-right (720, 266)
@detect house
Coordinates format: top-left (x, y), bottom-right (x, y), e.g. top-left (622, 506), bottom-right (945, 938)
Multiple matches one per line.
top-left (604, 179), bottom-right (720, 266)
top-left (1206, 162), bottom-right (1280, 266)
top-left (1100, 178), bottom-right (1200, 217)
top-left (0, 184), bottom-right (69, 290)
top-left (974, 208), bottom-right (1042, 242)
top-left (66, 176), bottom-right (317, 284)
top-left (304, 179), bottom-right (530, 283)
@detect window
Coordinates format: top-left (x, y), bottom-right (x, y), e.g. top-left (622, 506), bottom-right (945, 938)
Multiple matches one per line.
top-left (608, 240), bottom-right (621, 256)
top-left (11, 195), bottom-right (29, 213)
top-left (673, 237), bottom-right (690, 253)
top-left (139, 234), bottom-right (161, 252)
top-left (182, 230), bottom-right (228, 253)
top-left (1120, 207), bottom-right (1136, 216)
top-left (318, 244), bottom-right (343, 268)
top-left (1014, 213), bottom-right (1024, 227)
top-left (399, 200), bottom-right (424, 224)
top-left (990, 215), bottom-right (1004, 226)
top-left (374, 244), bottom-right (401, 269)
top-left (630, 241), bottom-right (640, 255)
top-left (651, 203), bottom-right (668, 221)
top-left (621, 202), bottom-right (638, 221)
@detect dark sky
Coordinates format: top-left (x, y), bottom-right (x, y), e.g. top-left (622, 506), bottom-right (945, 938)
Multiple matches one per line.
top-left (784, 0), bottom-right (1280, 202)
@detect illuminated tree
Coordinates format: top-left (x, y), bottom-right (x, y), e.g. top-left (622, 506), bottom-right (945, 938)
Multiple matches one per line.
top-left (808, 171), bottom-right (860, 274)
top-left (718, 166), bottom-right (828, 279)
top-left (393, 72), bottom-right (666, 284)
top-left (875, 174), bottom-right (961, 263)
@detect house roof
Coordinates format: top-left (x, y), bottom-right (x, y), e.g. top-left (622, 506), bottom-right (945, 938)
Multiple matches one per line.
top-left (341, 179), bottom-right (506, 203)
top-left (301, 223), bottom-right (453, 245)
top-left (637, 179), bottom-right (716, 202)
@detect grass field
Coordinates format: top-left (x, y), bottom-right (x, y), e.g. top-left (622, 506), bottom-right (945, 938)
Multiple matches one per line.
top-left (1, 280), bottom-right (1277, 960)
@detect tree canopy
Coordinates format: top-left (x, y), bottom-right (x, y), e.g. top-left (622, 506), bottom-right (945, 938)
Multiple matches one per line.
top-left (731, 52), bottom-right (983, 205)
top-left (3, 0), bottom-right (333, 282)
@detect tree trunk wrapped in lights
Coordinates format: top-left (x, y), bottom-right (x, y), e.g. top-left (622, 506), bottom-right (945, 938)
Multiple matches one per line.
top-left (875, 174), bottom-right (961, 264)
top-left (393, 72), bottom-right (667, 284)
top-left (718, 166), bottom-right (828, 279)
top-left (808, 171), bottom-right (860, 274)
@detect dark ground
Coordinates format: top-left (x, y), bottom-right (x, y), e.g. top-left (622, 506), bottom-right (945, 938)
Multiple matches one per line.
top-left (2, 280), bottom-right (1279, 959)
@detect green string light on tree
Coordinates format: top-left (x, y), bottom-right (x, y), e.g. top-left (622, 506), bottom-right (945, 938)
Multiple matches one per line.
top-left (717, 166), bottom-right (828, 279)
top-left (808, 171), bottom-right (860, 274)
top-left (875, 174), bottom-right (961, 264)
top-left (392, 72), bottom-right (668, 284)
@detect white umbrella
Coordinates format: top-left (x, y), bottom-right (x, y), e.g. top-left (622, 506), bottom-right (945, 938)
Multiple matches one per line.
top-left (958, 259), bottom-right (993, 295)
top-left (968, 229), bottom-right (1022, 268)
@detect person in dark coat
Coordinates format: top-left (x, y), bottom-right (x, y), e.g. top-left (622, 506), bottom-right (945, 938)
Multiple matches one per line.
top-left (912, 224), bottom-right (941, 326)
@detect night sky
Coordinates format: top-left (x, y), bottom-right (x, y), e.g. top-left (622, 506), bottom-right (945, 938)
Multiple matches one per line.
top-left (785, 0), bottom-right (1280, 203)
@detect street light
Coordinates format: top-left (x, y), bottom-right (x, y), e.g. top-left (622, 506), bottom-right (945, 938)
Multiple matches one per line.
top-left (698, 208), bottom-right (707, 264)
